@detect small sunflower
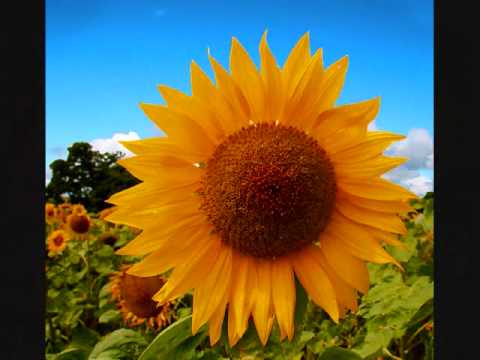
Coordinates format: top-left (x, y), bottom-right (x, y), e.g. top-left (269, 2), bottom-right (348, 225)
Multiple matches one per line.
top-left (106, 32), bottom-right (416, 346)
top-left (47, 230), bottom-right (70, 255)
top-left (57, 203), bottom-right (73, 223)
top-left (45, 203), bottom-right (58, 225)
top-left (71, 204), bottom-right (87, 216)
top-left (109, 265), bottom-right (174, 330)
top-left (99, 232), bottom-right (119, 247)
top-left (67, 212), bottom-right (91, 238)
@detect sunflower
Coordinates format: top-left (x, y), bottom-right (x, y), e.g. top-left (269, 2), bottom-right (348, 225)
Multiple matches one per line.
top-left (106, 32), bottom-right (416, 346)
top-left (109, 265), bottom-right (174, 330)
top-left (71, 204), bottom-right (87, 216)
top-left (47, 229), bottom-right (70, 255)
top-left (57, 203), bottom-right (73, 223)
top-left (99, 232), bottom-right (119, 247)
top-left (66, 212), bottom-right (91, 238)
top-left (45, 203), bottom-right (58, 225)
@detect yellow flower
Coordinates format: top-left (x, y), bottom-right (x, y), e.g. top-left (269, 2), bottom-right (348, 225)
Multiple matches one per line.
top-left (57, 203), bottom-right (73, 223)
top-left (67, 212), bottom-right (91, 237)
top-left (45, 203), bottom-right (58, 225)
top-left (106, 32), bottom-right (416, 346)
top-left (109, 265), bottom-right (174, 330)
top-left (71, 204), bottom-right (87, 216)
top-left (47, 230), bottom-right (70, 255)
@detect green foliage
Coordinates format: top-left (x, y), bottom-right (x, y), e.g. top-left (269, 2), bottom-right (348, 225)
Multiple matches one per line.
top-left (46, 142), bottom-right (139, 212)
top-left (46, 194), bottom-right (434, 359)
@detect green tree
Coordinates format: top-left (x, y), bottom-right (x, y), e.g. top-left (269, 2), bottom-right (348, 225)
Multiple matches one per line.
top-left (45, 142), bottom-right (140, 212)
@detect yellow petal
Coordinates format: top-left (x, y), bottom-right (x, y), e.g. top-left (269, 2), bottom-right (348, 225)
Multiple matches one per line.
top-left (281, 49), bottom-right (324, 125)
top-left (337, 191), bottom-right (413, 214)
top-left (271, 257), bottom-right (295, 340)
top-left (122, 222), bottom-right (209, 276)
top-left (282, 32), bottom-right (311, 99)
top-left (335, 199), bottom-right (408, 234)
top-left (335, 156), bottom-right (408, 180)
top-left (311, 97), bottom-right (379, 140)
top-left (291, 246), bottom-right (339, 322)
top-left (158, 84), bottom-right (224, 143)
top-left (228, 252), bottom-right (253, 342)
top-left (208, 53), bottom-right (250, 123)
top-left (227, 302), bottom-right (245, 347)
top-left (140, 103), bottom-right (216, 156)
top-left (208, 299), bottom-right (227, 346)
top-left (325, 212), bottom-right (402, 267)
top-left (230, 37), bottom-right (265, 123)
top-left (329, 131), bottom-right (405, 161)
top-left (190, 60), bottom-right (242, 134)
top-left (117, 155), bottom-right (203, 183)
top-left (251, 258), bottom-right (273, 346)
top-left (108, 183), bottom-right (199, 211)
top-left (192, 244), bottom-right (233, 334)
top-left (259, 31), bottom-right (284, 122)
top-left (362, 225), bottom-right (408, 249)
top-left (311, 247), bottom-right (358, 312)
top-left (319, 234), bottom-right (370, 294)
top-left (338, 177), bottom-right (417, 201)
top-left (106, 196), bottom-right (201, 230)
top-left (119, 138), bottom-right (207, 164)
top-left (298, 55), bottom-right (350, 130)
top-left (153, 234), bottom-right (222, 304)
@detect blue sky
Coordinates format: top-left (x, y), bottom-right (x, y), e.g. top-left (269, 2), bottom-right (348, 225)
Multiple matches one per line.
top-left (46, 0), bottom-right (433, 193)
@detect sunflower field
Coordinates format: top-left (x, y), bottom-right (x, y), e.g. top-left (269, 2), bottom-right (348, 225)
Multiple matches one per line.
top-left (45, 193), bottom-right (433, 360)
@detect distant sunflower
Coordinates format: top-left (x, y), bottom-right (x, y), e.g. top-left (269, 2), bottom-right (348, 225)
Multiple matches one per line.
top-left (57, 203), bottom-right (73, 223)
top-left (99, 232), bottom-right (118, 247)
top-left (71, 204), bottom-right (87, 216)
top-left (67, 212), bottom-right (91, 238)
top-left (106, 32), bottom-right (416, 346)
top-left (109, 265), bottom-right (174, 330)
top-left (47, 230), bottom-right (70, 255)
top-left (45, 203), bottom-right (58, 225)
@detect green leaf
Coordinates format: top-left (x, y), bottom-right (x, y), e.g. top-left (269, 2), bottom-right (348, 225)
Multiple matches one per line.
top-left (96, 245), bottom-right (115, 258)
top-left (354, 273), bottom-right (433, 358)
top-left (70, 325), bottom-right (100, 355)
top-left (319, 347), bottom-right (363, 360)
top-left (98, 310), bottom-right (121, 324)
top-left (88, 329), bottom-right (147, 360)
top-left (138, 315), bottom-right (199, 360)
top-left (294, 278), bottom-right (308, 330)
top-left (54, 348), bottom-right (88, 360)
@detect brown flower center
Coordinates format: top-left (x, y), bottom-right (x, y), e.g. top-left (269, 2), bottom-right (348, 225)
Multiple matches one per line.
top-left (53, 235), bottom-right (64, 247)
top-left (200, 123), bottom-right (336, 258)
top-left (120, 273), bottom-right (166, 318)
top-left (69, 215), bottom-right (90, 234)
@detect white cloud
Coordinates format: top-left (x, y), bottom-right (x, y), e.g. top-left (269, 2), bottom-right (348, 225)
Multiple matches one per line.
top-left (387, 128), bottom-right (433, 170)
top-left (383, 167), bottom-right (433, 195)
top-left (46, 168), bottom-right (52, 185)
top-left (383, 128), bottom-right (433, 195)
top-left (367, 121), bottom-right (377, 131)
top-left (403, 175), bottom-right (433, 195)
top-left (90, 131), bottom-right (140, 158)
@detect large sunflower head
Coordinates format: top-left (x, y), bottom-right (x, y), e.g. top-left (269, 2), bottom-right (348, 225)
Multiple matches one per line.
top-left (106, 32), bottom-right (416, 347)
top-left (47, 229), bottom-right (70, 256)
top-left (109, 265), bottom-right (174, 330)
